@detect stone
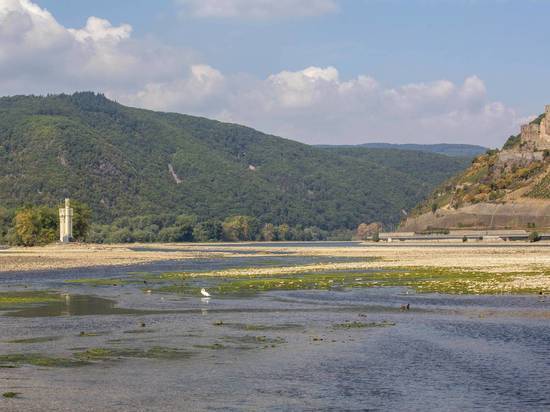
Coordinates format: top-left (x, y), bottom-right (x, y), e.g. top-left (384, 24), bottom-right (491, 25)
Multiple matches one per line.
top-left (519, 105), bottom-right (550, 151)
top-left (59, 198), bottom-right (73, 243)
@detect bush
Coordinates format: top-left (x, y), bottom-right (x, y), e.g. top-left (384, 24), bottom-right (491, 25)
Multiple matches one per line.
top-left (222, 216), bottom-right (259, 241)
top-left (193, 220), bottom-right (223, 242)
top-left (11, 206), bottom-right (57, 246)
top-left (71, 201), bottom-right (92, 241)
top-left (528, 231), bottom-right (541, 243)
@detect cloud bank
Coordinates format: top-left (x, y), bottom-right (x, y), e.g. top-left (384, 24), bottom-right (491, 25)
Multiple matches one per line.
top-left (0, 0), bottom-right (521, 146)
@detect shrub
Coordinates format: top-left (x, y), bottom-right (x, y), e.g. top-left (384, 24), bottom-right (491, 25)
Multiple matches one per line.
top-left (528, 231), bottom-right (541, 243)
top-left (11, 206), bottom-right (57, 246)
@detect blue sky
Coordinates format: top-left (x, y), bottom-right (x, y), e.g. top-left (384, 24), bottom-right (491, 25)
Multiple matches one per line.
top-left (2, 0), bottom-right (549, 146)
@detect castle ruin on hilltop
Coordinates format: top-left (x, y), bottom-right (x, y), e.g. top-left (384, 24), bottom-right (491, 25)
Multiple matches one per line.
top-left (520, 105), bottom-right (550, 151)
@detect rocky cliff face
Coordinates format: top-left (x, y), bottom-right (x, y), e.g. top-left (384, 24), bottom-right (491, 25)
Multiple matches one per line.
top-left (401, 106), bottom-right (550, 231)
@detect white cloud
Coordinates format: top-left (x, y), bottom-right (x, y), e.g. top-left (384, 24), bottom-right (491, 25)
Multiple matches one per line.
top-left (177, 0), bottom-right (339, 19)
top-left (119, 65), bottom-right (226, 111)
top-left (126, 65), bottom-right (520, 147)
top-left (0, 0), bottom-right (193, 94)
top-left (69, 17), bottom-right (132, 44)
top-left (0, 0), bottom-right (521, 147)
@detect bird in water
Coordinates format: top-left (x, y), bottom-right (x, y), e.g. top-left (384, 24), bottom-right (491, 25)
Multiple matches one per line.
top-left (400, 303), bottom-right (410, 311)
top-left (201, 288), bottom-right (211, 297)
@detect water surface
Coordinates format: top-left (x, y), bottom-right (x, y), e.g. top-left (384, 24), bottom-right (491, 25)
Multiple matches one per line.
top-left (1, 246), bottom-right (548, 411)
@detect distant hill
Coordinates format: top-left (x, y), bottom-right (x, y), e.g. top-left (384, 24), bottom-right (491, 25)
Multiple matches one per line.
top-left (401, 107), bottom-right (550, 232)
top-left (0, 93), bottom-right (471, 230)
top-left (359, 143), bottom-right (488, 158)
top-left (318, 143), bottom-right (487, 158)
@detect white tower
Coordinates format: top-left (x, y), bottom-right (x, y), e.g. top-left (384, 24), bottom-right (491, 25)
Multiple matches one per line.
top-left (59, 198), bottom-right (74, 243)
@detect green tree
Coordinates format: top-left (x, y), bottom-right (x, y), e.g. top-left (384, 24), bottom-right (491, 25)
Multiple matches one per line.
top-left (174, 214), bottom-right (198, 242)
top-left (222, 216), bottom-right (259, 241)
top-left (277, 224), bottom-right (290, 241)
top-left (11, 206), bottom-right (57, 246)
top-left (0, 207), bottom-right (14, 244)
top-left (107, 228), bottom-right (134, 243)
top-left (303, 226), bottom-right (323, 241)
top-left (193, 220), bottom-right (223, 242)
top-left (71, 201), bottom-right (92, 241)
top-left (260, 223), bottom-right (276, 241)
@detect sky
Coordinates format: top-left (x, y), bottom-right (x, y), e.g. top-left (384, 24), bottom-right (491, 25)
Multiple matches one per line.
top-left (1, 0), bottom-right (549, 147)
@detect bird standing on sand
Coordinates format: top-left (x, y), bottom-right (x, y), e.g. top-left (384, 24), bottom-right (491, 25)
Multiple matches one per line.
top-left (201, 288), bottom-right (211, 297)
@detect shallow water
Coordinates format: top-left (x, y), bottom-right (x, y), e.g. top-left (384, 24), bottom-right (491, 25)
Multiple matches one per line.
top-left (1, 246), bottom-right (549, 411)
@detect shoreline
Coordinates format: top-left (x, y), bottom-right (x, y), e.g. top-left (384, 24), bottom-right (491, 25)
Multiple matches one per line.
top-left (1, 241), bottom-right (549, 275)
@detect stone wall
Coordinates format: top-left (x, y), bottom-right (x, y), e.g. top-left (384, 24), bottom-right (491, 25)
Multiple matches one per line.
top-left (520, 105), bottom-right (550, 150)
top-left (400, 200), bottom-right (550, 232)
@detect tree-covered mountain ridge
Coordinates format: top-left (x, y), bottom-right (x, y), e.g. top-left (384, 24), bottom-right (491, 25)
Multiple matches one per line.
top-left (0, 92), bottom-right (471, 231)
top-left (318, 143), bottom-right (487, 158)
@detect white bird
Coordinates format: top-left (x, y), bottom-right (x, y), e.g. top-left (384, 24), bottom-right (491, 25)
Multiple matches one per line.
top-left (201, 288), bottom-right (211, 297)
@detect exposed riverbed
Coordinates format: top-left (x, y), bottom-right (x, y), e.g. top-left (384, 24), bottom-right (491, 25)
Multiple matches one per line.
top-left (1, 243), bottom-right (549, 411)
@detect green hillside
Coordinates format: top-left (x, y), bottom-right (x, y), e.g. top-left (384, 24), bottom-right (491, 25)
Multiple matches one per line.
top-left (358, 143), bottom-right (487, 158)
top-left (0, 93), bottom-right (471, 231)
top-left (320, 143), bottom-right (487, 158)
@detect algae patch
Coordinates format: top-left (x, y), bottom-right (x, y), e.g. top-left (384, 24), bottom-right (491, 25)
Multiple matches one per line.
top-left (0, 291), bottom-right (63, 308)
top-left (2, 392), bottom-right (19, 398)
top-left (0, 354), bottom-right (89, 368)
top-left (75, 346), bottom-right (193, 361)
top-left (214, 322), bottom-right (303, 331)
top-left (7, 336), bottom-right (61, 344)
top-left (334, 321), bottom-right (396, 329)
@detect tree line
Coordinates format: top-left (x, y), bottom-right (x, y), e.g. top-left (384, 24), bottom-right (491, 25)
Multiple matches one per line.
top-left (0, 203), bottom-right (361, 246)
top-left (0, 202), bottom-right (91, 246)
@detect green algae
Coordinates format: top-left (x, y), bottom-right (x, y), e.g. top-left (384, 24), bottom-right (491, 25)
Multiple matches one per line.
top-left (223, 335), bottom-right (286, 347)
top-left (64, 278), bottom-right (132, 286)
top-left (194, 335), bottom-right (286, 351)
top-left (194, 343), bottom-right (226, 350)
top-left (0, 291), bottom-right (63, 308)
top-left (63, 262), bottom-right (549, 300)
top-left (334, 321), bottom-right (396, 329)
top-left (214, 322), bottom-right (303, 331)
top-left (378, 267), bottom-right (550, 295)
top-left (64, 274), bottom-right (166, 287)
top-left (0, 354), bottom-right (89, 368)
top-left (2, 392), bottom-right (19, 398)
top-left (74, 346), bottom-right (193, 361)
top-left (7, 336), bottom-right (61, 344)
top-left (171, 266), bottom-right (549, 296)
top-left (123, 329), bottom-right (157, 334)
top-left (78, 331), bottom-right (106, 337)
top-left (210, 272), bottom-right (382, 295)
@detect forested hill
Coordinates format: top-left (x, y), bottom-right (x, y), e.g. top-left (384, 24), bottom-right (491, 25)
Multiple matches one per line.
top-left (358, 143), bottom-right (487, 158)
top-left (319, 143), bottom-right (487, 158)
top-left (0, 93), bottom-right (471, 230)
